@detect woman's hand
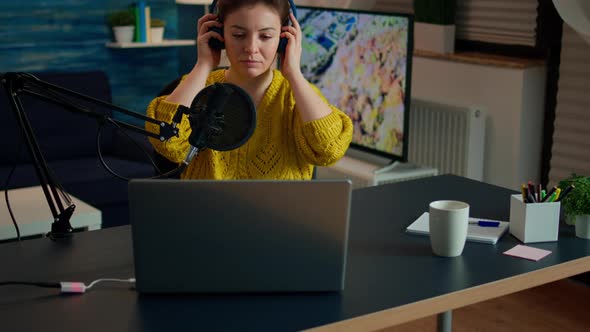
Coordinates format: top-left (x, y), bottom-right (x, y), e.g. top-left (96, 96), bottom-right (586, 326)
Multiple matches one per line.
top-left (280, 12), bottom-right (304, 82)
top-left (280, 12), bottom-right (332, 123)
top-left (195, 13), bottom-right (224, 71)
top-left (166, 14), bottom-right (222, 107)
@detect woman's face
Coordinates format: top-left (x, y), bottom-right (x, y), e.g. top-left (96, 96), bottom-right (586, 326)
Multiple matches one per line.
top-left (223, 3), bottom-right (281, 79)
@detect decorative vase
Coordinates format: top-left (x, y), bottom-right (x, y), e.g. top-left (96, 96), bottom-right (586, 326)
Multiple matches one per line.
top-left (414, 22), bottom-right (455, 54)
top-left (112, 26), bottom-right (135, 43)
top-left (575, 214), bottom-right (590, 239)
top-left (414, 0), bottom-right (456, 54)
top-left (150, 27), bottom-right (165, 43)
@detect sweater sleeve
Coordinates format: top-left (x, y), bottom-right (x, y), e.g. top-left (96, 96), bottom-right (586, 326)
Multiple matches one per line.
top-left (293, 85), bottom-right (353, 166)
top-left (145, 72), bottom-right (222, 163)
top-left (145, 96), bottom-right (192, 164)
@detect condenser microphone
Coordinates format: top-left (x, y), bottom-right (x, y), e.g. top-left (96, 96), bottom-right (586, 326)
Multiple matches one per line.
top-left (180, 83), bottom-right (256, 165)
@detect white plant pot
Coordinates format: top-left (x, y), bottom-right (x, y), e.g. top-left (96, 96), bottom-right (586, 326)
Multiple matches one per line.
top-left (151, 27), bottom-right (165, 43)
top-left (575, 214), bottom-right (590, 239)
top-left (414, 22), bottom-right (455, 54)
top-left (113, 26), bottom-right (135, 43)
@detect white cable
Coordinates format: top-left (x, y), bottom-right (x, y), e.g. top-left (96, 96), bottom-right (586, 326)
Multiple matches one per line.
top-left (60, 277), bottom-right (135, 293)
top-left (86, 278), bottom-right (136, 290)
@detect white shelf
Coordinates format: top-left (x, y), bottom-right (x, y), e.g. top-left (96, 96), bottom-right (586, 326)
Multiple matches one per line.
top-left (106, 39), bottom-right (195, 48)
top-left (0, 186), bottom-right (102, 241)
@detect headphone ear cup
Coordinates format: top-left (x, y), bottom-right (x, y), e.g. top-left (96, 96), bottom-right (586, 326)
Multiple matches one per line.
top-left (277, 37), bottom-right (288, 54)
top-left (208, 26), bottom-right (225, 50)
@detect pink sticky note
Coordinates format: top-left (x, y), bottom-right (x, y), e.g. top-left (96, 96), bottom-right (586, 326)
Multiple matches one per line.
top-left (503, 244), bottom-right (552, 261)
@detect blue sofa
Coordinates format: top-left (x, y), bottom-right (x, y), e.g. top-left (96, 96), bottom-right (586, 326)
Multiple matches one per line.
top-left (0, 71), bottom-right (156, 228)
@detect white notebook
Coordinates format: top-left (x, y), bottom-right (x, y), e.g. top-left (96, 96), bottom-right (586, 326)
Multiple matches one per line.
top-left (406, 212), bottom-right (509, 244)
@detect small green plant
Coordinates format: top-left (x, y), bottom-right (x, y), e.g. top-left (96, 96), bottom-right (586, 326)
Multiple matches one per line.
top-left (151, 18), bottom-right (166, 28)
top-left (107, 10), bottom-right (135, 27)
top-left (558, 174), bottom-right (590, 224)
top-left (414, 0), bottom-right (456, 25)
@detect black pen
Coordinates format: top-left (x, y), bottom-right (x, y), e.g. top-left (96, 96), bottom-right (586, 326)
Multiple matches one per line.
top-left (527, 181), bottom-right (535, 199)
top-left (542, 186), bottom-right (557, 202)
top-left (556, 184), bottom-right (575, 202)
top-left (526, 192), bottom-right (536, 203)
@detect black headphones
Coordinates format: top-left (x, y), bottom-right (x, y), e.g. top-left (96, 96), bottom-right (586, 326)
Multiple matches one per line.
top-left (208, 0), bottom-right (297, 54)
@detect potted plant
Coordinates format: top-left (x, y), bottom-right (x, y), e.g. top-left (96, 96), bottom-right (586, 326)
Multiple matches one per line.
top-left (150, 18), bottom-right (166, 43)
top-left (413, 0), bottom-right (456, 54)
top-left (558, 174), bottom-right (590, 239)
top-left (107, 10), bottom-right (135, 43)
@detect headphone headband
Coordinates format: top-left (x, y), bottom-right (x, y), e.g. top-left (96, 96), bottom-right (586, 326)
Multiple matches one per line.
top-left (210, 0), bottom-right (297, 21)
top-left (208, 0), bottom-right (297, 54)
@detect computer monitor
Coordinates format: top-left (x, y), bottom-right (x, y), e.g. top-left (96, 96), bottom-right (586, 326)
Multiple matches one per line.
top-left (299, 6), bottom-right (414, 162)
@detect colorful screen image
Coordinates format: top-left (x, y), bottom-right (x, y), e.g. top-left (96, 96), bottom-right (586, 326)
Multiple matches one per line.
top-left (299, 7), bottom-right (413, 160)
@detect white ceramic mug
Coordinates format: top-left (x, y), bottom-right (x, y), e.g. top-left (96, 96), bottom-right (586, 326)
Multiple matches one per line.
top-left (429, 200), bottom-right (470, 257)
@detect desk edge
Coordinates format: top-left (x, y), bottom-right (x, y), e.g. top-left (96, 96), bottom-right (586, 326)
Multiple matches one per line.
top-left (305, 256), bottom-right (590, 331)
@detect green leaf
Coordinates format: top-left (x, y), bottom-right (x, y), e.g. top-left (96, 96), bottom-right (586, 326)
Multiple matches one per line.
top-left (558, 173), bottom-right (590, 219)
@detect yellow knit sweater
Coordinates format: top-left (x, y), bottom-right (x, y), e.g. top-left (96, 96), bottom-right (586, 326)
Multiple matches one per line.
top-left (146, 69), bottom-right (352, 180)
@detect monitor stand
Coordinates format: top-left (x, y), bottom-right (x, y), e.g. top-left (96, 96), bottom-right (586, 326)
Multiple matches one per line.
top-left (315, 148), bottom-right (438, 188)
top-left (374, 160), bottom-right (423, 174)
top-left (345, 148), bottom-right (424, 171)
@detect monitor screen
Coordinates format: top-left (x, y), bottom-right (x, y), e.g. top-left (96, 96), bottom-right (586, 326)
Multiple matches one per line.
top-left (299, 6), bottom-right (413, 161)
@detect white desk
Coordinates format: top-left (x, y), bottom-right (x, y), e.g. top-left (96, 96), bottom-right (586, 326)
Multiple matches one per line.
top-left (1, 186), bottom-right (102, 241)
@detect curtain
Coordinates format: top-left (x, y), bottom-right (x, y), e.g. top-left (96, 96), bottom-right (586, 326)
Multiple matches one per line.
top-left (548, 24), bottom-right (590, 184)
top-left (456, 0), bottom-right (539, 46)
top-left (373, 0), bottom-right (539, 47)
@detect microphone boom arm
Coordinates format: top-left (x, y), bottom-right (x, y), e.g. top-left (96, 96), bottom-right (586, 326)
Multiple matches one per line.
top-left (1, 72), bottom-right (185, 238)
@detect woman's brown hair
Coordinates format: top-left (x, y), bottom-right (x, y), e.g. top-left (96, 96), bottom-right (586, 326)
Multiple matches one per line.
top-left (216, 0), bottom-right (291, 26)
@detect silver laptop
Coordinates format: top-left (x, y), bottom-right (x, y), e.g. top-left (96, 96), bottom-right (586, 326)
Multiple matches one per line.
top-left (128, 179), bottom-right (352, 294)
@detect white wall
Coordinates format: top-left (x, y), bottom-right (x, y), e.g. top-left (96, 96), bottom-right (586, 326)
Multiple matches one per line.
top-left (411, 56), bottom-right (547, 190)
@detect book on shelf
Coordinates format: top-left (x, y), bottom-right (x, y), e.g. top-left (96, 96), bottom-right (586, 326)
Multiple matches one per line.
top-left (145, 6), bottom-right (152, 42)
top-left (133, 1), bottom-right (151, 42)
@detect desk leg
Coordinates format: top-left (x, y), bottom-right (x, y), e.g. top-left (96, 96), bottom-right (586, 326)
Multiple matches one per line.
top-left (437, 310), bottom-right (452, 332)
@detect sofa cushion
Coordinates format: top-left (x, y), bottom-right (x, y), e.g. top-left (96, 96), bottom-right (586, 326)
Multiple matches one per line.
top-left (2, 156), bottom-right (154, 212)
top-left (2, 156), bottom-right (154, 188)
top-left (0, 71), bottom-right (116, 163)
top-left (1, 157), bottom-right (155, 229)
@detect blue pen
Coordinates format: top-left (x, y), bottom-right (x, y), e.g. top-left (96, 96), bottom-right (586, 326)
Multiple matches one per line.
top-left (469, 220), bottom-right (500, 227)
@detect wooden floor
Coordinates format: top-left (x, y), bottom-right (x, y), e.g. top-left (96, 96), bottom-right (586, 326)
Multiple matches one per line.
top-left (381, 278), bottom-right (590, 332)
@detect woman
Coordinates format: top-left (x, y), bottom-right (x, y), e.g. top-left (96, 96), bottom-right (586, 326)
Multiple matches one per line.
top-left (146, 0), bottom-right (352, 179)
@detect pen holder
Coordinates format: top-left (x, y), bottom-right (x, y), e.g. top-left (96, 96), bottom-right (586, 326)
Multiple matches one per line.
top-left (509, 194), bottom-right (560, 243)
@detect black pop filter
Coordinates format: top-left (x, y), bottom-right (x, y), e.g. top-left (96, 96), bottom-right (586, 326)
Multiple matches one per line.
top-left (187, 83), bottom-right (256, 151)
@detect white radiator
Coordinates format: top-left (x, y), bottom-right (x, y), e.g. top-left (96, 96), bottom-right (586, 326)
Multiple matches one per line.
top-left (408, 99), bottom-right (486, 181)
